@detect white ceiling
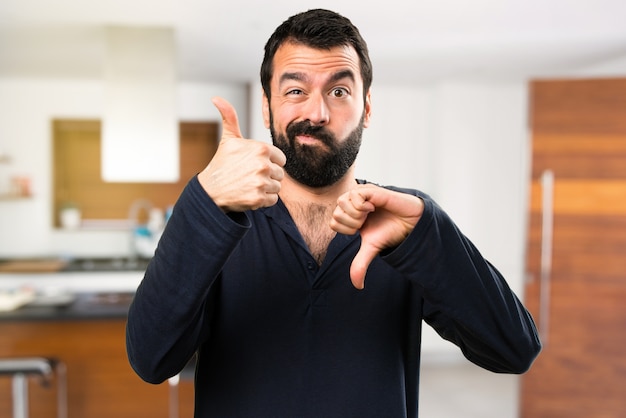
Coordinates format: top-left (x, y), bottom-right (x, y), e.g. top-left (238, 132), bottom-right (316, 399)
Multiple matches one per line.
top-left (2, 0), bottom-right (626, 85)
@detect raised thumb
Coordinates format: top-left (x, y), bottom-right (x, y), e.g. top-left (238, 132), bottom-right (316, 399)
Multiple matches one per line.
top-left (349, 242), bottom-right (379, 290)
top-left (212, 96), bottom-right (243, 140)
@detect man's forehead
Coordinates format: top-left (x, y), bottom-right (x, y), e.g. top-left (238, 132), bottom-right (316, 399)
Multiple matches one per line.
top-left (273, 43), bottom-right (359, 69)
top-left (272, 43), bottom-right (362, 82)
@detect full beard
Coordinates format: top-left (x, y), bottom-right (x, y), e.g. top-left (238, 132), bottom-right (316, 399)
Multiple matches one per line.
top-left (270, 113), bottom-right (364, 188)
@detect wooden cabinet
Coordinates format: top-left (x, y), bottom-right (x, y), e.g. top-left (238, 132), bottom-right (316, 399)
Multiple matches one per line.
top-left (0, 319), bottom-right (194, 418)
top-left (52, 121), bottom-right (217, 227)
top-left (521, 78), bottom-right (626, 417)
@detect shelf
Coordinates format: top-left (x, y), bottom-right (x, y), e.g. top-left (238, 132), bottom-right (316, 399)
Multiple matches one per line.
top-left (0, 194), bottom-right (31, 201)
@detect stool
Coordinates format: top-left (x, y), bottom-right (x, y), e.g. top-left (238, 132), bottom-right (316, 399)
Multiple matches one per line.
top-left (168, 354), bottom-right (196, 418)
top-left (0, 357), bottom-right (67, 418)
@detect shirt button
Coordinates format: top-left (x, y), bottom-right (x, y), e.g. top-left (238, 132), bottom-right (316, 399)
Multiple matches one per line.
top-left (307, 262), bottom-right (315, 270)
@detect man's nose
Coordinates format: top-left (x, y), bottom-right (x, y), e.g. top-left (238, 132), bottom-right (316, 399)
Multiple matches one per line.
top-left (302, 93), bottom-right (330, 125)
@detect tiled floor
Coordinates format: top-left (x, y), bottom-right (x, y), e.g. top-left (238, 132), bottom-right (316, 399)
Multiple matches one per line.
top-left (419, 359), bottom-right (519, 417)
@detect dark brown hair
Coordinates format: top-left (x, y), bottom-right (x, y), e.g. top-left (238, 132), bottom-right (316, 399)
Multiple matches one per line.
top-left (260, 9), bottom-right (373, 101)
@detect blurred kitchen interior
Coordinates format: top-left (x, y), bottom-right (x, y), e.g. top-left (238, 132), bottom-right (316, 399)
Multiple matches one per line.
top-left (1, 1), bottom-right (625, 417)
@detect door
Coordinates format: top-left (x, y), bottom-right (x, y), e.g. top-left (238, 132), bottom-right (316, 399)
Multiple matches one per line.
top-left (521, 78), bottom-right (626, 416)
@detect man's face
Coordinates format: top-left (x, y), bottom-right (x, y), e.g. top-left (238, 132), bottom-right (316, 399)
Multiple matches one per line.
top-left (263, 42), bottom-right (371, 188)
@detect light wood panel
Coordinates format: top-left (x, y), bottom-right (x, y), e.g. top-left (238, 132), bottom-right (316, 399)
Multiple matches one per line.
top-left (531, 134), bottom-right (626, 179)
top-left (528, 180), bottom-right (626, 215)
top-left (521, 78), bottom-right (626, 417)
top-left (52, 121), bottom-right (218, 227)
top-left (523, 282), bottom-right (626, 416)
top-left (530, 78), bottom-right (626, 135)
top-left (0, 319), bottom-right (195, 418)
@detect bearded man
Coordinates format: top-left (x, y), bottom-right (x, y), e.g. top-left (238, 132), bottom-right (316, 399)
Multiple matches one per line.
top-left (127, 9), bottom-right (540, 418)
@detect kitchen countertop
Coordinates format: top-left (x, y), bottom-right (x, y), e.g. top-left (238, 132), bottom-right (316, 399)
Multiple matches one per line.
top-left (0, 257), bottom-right (148, 321)
top-left (0, 291), bottom-right (135, 321)
top-left (0, 257), bottom-right (151, 274)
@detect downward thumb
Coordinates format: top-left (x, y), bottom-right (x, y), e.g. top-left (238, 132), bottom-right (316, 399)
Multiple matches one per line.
top-left (350, 243), bottom-right (379, 290)
top-left (212, 96), bottom-right (243, 140)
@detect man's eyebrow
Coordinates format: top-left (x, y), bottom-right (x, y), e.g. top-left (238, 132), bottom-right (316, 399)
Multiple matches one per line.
top-left (278, 70), bottom-right (356, 86)
top-left (279, 72), bottom-right (306, 85)
top-left (329, 69), bottom-right (355, 84)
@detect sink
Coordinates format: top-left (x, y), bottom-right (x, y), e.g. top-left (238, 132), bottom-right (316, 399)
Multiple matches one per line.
top-left (63, 257), bottom-right (151, 272)
top-left (77, 292), bottom-right (134, 307)
top-left (69, 291), bottom-right (136, 316)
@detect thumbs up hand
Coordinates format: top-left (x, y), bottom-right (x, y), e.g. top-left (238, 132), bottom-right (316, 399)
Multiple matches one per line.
top-left (330, 184), bottom-right (424, 290)
top-left (198, 97), bottom-right (286, 213)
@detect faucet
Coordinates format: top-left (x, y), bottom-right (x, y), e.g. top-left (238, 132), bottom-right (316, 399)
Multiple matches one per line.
top-left (127, 199), bottom-right (155, 261)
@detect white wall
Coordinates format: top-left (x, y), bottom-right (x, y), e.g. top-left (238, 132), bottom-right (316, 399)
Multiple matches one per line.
top-left (0, 78), bottom-right (247, 257)
top-left (420, 82), bottom-right (530, 354)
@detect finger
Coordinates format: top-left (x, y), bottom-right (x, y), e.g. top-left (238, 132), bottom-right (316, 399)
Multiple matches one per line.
top-left (212, 96), bottom-right (243, 140)
top-left (343, 189), bottom-right (376, 217)
top-left (331, 192), bottom-right (373, 229)
top-left (350, 242), bottom-right (379, 290)
top-left (269, 146), bottom-right (287, 167)
top-left (330, 209), bottom-right (363, 234)
top-left (265, 178), bottom-right (283, 195)
top-left (270, 163), bottom-right (285, 181)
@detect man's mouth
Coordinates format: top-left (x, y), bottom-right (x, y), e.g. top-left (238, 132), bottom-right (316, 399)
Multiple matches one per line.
top-left (296, 134), bottom-right (323, 145)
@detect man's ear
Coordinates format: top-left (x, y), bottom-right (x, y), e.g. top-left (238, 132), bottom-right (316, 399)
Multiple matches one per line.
top-left (363, 89), bottom-right (372, 128)
top-left (262, 92), bottom-right (270, 129)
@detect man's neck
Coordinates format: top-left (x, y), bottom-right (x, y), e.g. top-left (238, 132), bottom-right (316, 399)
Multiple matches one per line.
top-left (279, 172), bottom-right (357, 265)
top-left (279, 171), bottom-right (357, 207)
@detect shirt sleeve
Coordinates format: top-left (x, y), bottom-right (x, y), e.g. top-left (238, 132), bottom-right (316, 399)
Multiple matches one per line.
top-left (126, 176), bottom-right (250, 384)
top-left (382, 189), bottom-right (541, 374)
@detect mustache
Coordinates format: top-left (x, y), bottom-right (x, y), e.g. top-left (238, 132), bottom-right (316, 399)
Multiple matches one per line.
top-left (285, 121), bottom-right (335, 146)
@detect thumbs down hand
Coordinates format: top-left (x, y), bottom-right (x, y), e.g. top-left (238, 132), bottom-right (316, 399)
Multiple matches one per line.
top-left (330, 184), bottom-right (424, 290)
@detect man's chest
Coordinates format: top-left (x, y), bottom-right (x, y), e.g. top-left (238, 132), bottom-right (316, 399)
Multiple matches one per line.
top-left (284, 201), bottom-right (337, 265)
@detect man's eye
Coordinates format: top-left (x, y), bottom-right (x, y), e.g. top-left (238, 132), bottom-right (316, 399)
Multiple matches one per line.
top-left (287, 89), bottom-right (303, 95)
top-left (332, 88), bottom-right (348, 98)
